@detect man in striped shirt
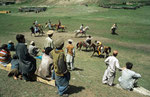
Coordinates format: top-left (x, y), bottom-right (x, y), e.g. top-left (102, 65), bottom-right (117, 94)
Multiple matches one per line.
top-left (0, 44), bottom-right (11, 66)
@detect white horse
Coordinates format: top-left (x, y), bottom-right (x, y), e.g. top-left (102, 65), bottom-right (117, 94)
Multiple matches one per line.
top-left (74, 26), bottom-right (89, 37)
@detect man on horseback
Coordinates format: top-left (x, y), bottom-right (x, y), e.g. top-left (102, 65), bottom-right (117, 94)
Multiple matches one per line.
top-left (96, 41), bottom-right (104, 56)
top-left (85, 35), bottom-right (92, 47)
top-left (80, 24), bottom-right (84, 33)
top-left (58, 20), bottom-right (61, 29)
top-left (111, 23), bottom-right (117, 34)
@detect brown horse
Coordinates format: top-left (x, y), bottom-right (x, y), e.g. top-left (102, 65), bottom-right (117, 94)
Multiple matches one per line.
top-left (91, 43), bottom-right (111, 58)
top-left (76, 41), bottom-right (93, 51)
top-left (55, 24), bottom-right (66, 32)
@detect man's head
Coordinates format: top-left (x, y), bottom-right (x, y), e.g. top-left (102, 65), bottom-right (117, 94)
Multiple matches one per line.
top-left (47, 30), bottom-right (54, 37)
top-left (126, 62), bottom-right (133, 70)
top-left (55, 38), bottom-right (64, 49)
top-left (0, 44), bottom-right (7, 50)
top-left (16, 34), bottom-right (25, 43)
top-left (68, 39), bottom-right (73, 44)
top-left (45, 47), bottom-right (53, 55)
top-left (113, 50), bottom-right (118, 57)
top-left (89, 35), bottom-right (91, 38)
top-left (30, 41), bottom-right (35, 46)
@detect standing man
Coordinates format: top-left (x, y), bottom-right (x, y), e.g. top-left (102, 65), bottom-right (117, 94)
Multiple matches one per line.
top-left (44, 30), bottom-right (54, 49)
top-left (66, 39), bottom-right (75, 70)
top-left (52, 38), bottom-right (70, 97)
top-left (118, 62), bottom-right (141, 90)
top-left (102, 50), bottom-right (122, 86)
top-left (16, 34), bottom-right (36, 81)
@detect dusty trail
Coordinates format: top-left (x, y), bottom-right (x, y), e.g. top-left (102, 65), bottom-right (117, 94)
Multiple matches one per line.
top-left (24, 32), bottom-right (150, 53)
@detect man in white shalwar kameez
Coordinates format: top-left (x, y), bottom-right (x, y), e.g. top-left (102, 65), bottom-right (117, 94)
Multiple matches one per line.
top-left (65, 39), bottom-right (75, 70)
top-left (118, 62), bottom-right (141, 90)
top-left (102, 50), bottom-right (122, 86)
top-left (44, 30), bottom-right (54, 49)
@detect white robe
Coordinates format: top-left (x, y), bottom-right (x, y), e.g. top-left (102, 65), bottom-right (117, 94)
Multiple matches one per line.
top-left (37, 54), bottom-right (53, 79)
top-left (102, 56), bottom-right (121, 85)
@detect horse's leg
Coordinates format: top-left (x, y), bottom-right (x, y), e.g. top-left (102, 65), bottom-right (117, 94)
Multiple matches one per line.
top-left (79, 44), bottom-right (82, 50)
top-left (75, 32), bottom-right (79, 37)
top-left (91, 51), bottom-right (95, 57)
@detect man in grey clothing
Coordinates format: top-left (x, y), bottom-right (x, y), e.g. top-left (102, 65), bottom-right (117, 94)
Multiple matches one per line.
top-left (118, 62), bottom-right (141, 90)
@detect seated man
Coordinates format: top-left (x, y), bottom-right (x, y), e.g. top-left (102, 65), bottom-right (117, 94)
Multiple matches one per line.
top-left (7, 40), bottom-right (15, 51)
top-left (8, 54), bottom-right (19, 80)
top-left (28, 41), bottom-right (39, 57)
top-left (37, 47), bottom-right (53, 80)
top-left (118, 62), bottom-right (141, 90)
top-left (0, 44), bottom-right (11, 66)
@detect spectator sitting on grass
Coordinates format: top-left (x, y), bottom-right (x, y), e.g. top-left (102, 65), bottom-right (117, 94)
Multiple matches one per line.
top-left (0, 44), bottom-right (11, 66)
top-left (118, 62), bottom-right (141, 91)
top-left (8, 54), bottom-right (19, 80)
top-left (7, 40), bottom-right (15, 51)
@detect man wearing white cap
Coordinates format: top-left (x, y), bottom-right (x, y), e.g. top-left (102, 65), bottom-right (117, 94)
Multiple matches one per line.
top-left (102, 50), bottom-right (122, 86)
top-left (44, 30), bottom-right (54, 49)
top-left (65, 39), bottom-right (75, 70)
top-left (28, 41), bottom-right (39, 56)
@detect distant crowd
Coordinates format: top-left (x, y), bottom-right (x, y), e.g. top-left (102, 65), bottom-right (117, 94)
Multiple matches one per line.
top-left (0, 22), bottom-right (141, 97)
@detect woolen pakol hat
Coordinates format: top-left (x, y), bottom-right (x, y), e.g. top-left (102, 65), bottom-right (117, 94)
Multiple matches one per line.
top-left (47, 30), bottom-right (54, 35)
top-left (30, 41), bottom-right (35, 45)
top-left (55, 38), bottom-right (64, 48)
top-left (8, 40), bottom-right (12, 43)
top-left (68, 39), bottom-right (73, 43)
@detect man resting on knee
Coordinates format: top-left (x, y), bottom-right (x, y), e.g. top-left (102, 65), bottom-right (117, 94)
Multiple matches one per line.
top-left (118, 62), bottom-right (141, 90)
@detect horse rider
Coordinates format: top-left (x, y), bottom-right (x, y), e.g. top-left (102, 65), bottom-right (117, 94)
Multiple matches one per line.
top-left (111, 23), bottom-right (117, 34)
top-left (58, 20), bottom-right (61, 29)
top-left (80, 24), bottom-right (84, 33)
top-left (96, 41), bottom-right (104, 56)
top-left (45, 20), bottom-right (52, 30)
top-left (85, 35), bottom-right (92, 47)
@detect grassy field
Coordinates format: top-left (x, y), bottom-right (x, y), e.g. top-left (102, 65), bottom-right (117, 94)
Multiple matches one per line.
top-left (0, 2), bottom-right (150, 97)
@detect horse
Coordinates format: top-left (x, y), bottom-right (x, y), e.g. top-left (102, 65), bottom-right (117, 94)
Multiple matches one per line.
top-left (91, 43), bottom-right (111, 58)
top-left (30, 24), bottom-right (44, 36)
top-left (56, 25), bottom-right (67, 32)
top-left (45, 23), bottom-right (56, 30)
top-left (74, 26), bottom-right (89, 37)
top-left (76, 41), bottom-right (93, 51)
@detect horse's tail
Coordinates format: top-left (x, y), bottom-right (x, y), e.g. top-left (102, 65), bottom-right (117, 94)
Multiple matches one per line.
top-left (108, 47), bottom-right (111, 53)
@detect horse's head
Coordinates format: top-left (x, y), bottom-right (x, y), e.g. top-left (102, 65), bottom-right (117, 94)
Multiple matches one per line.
top-left (83, 26), bottom-right (89, 31)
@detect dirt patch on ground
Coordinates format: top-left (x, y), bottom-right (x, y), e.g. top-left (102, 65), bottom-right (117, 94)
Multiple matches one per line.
top-left (24, 31), bottom-right (150, 53)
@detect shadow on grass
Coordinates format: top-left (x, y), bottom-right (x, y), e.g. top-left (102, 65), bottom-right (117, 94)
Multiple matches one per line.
top-left (73, 67), bottom-right (84, 71)
top-left (91, 54), bottom-right (105, 58)
top-left (81, 49), bottom-right (93, 52)
top-left (76, 36), bottom-right (87, 38)
top-left (67, 85), bottom-right (85, 94)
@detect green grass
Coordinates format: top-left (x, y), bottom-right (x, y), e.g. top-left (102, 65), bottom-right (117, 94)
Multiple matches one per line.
top-left (0, 3), bottom-right (150, 97)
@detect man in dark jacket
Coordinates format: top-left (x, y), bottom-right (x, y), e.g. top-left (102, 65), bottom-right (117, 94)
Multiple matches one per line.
top-left (16, 34), bottom-right (36, 81)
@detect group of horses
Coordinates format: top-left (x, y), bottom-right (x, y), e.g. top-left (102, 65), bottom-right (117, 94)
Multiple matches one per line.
top-left (76, 41), bottom-right (111, 58)
top-left (30, 23), bottom-right (67, 36)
